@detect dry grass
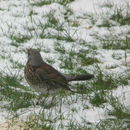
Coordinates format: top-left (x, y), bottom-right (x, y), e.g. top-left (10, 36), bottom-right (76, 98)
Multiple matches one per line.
top-left (0, 120), bottom-right (26, 130)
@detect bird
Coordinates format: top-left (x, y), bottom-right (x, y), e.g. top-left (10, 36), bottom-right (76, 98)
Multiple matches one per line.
top-left (24, 49), bottom-right (94, 94)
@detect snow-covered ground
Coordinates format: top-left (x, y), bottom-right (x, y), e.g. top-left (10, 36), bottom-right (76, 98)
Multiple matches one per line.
top-left (0, 0), bottom-right (130, 129)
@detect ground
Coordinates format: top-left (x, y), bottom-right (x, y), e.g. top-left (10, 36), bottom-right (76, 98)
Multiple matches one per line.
top-left (0, 0), bottom-right (130, 129)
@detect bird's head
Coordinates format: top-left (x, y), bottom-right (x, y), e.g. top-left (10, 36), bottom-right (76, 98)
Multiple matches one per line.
top-left (27, 48), bottom-right (44, 66)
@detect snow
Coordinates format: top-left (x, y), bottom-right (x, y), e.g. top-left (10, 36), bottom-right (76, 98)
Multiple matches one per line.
top-left (70, 0), bottom-right (130, 14)
top-left (0, 0), bottom-right (130, 128)
top-left (0, 111), bottom-right (9, 124)
top-left (113, 85), bottom-right (130, 111)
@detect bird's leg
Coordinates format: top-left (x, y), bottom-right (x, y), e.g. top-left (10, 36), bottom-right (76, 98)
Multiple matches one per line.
top-left (36, 92), bottom-right (49, 106)
top-left (59, 98), bottom-right (62, 113)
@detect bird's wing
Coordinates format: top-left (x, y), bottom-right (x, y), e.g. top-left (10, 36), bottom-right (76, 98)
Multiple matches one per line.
top-left (35, 63), bottom-right (69, 90)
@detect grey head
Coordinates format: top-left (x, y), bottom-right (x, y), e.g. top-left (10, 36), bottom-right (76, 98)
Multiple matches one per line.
top-left (27, 49), bottom-right (44, 66)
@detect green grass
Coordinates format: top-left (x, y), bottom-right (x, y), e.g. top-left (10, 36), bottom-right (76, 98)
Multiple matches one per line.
top-left (10, 34), bottom-right (31, 47)
top-left (0, 72), bottom-right (36, 111)
top-left (31, 11), bottom-right (75, 42)
top-left (0, 73), bottom-right (24, 89)
top-left (101, 2), bottom-right (113, 8)
top-left (25, 113), bottom-right (54, 130)
top-left (46, 33), bottom-right (75, 42)
top-left (97, 6), bottom-right (130, 28)
top-left (108, 97), bottom-right (130, 119)
top-left (47, 12), bottom-right (59, 27)
top-left (31, 0), bottom-right (53, 6)
top-left (31, 0), bottom-right (75, 6)
top-left (92, 68), bottom-right (128, 91)
top-left (87, 66), bottom-right (129, 106)
top-left (55, 42), bottom-right (99, 72)
top-left (79, 56), bottom-right (100, 66)
top-left (67, 121), bottom-right (92, 130)
top-left (96, 119), bottom-right (130, 130)
top-left (110, 7), bottom-right (130, 25)
top-left (1, 88), bottom-right (35, 111)
top-left (9, 59), bottom-right (24, 69)
top-left (100, 37), bottom-right (130, 50)
top-left (89, 91), bottom-right (107, 107)
top-left (97, 18), bottom-right (114, 27)
top-left (70, 20), bottom-right (80, 27)
top-left (96, 96), bottom-right (130, 129)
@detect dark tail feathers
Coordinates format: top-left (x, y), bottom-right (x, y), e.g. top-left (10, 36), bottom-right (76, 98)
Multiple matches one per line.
top-left (65, 74), bottom-right (94, 82)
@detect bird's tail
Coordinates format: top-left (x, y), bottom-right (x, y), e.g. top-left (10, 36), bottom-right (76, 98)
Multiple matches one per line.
top-left (65, 74), bottom-right (94, 82)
